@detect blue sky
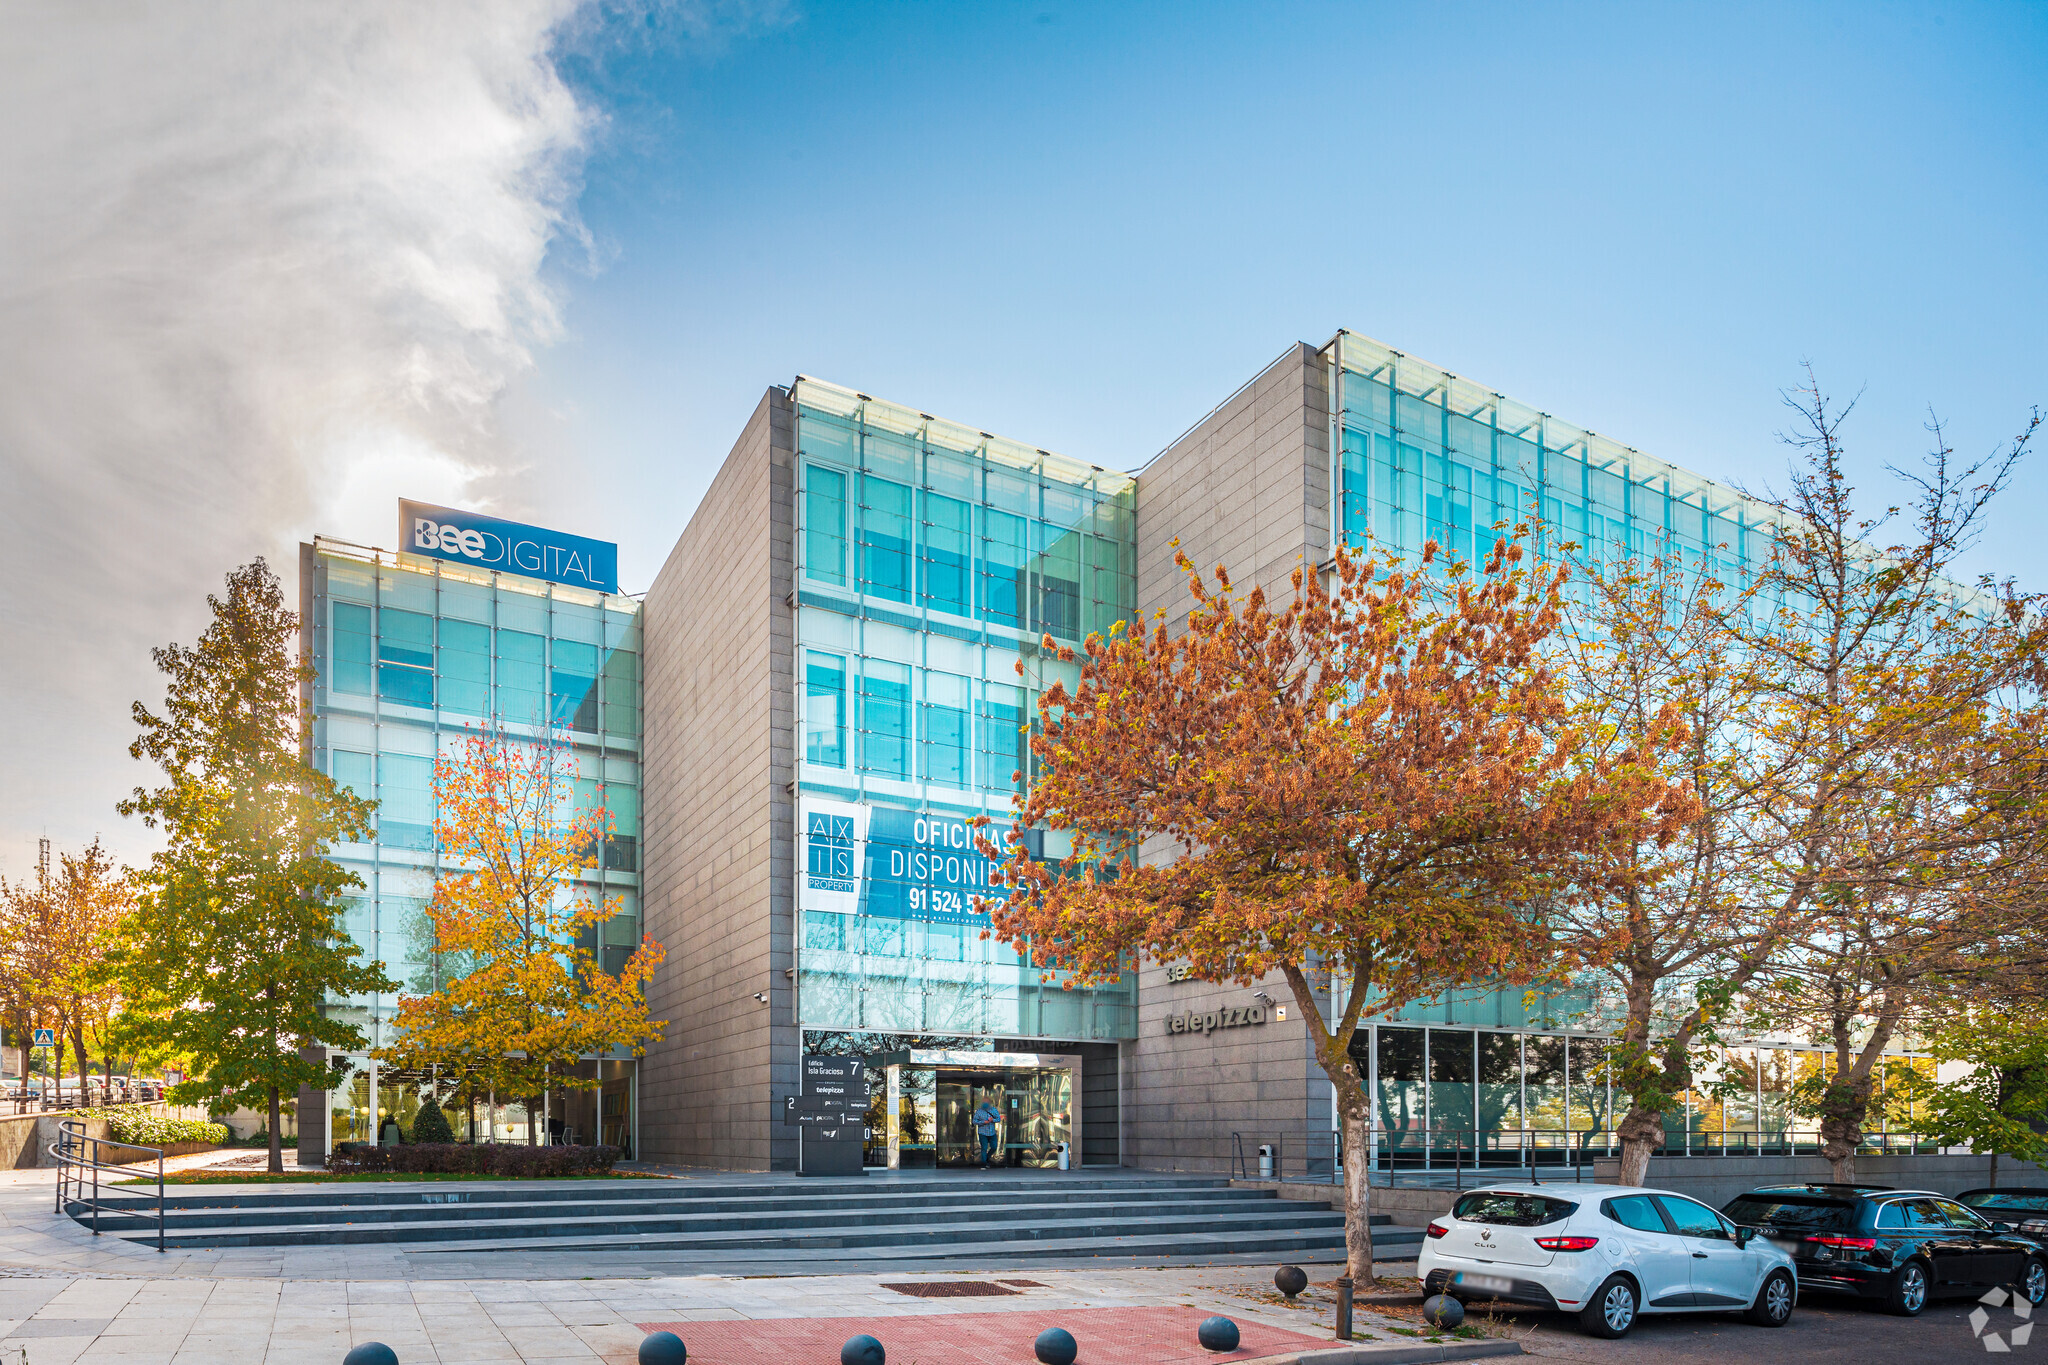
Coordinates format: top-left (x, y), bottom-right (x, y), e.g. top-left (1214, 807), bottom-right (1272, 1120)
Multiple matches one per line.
top-left (4, 1), bottom-right (2044, 869)
top-left (531, 1), bottom-right (2047, 594)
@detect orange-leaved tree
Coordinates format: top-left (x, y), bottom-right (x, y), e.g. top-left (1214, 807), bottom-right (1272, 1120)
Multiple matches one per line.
top-left (979, 535), bottom-right (1696, 1284)
top-left (381, 726), bottom-right (666, 1145)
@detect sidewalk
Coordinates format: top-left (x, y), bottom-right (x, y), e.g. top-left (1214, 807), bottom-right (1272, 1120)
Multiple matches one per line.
top-left (0, 1265), bottom-right (1506, 1365)
top-left (0, 1157), bottom-right (1500, 1364)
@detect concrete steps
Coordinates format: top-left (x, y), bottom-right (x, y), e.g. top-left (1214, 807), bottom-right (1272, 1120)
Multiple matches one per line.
top-left (70, 1173), bottom-right (1415, 1264)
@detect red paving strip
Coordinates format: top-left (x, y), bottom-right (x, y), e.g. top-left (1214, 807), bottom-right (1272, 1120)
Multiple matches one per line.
top-left (637, 1305), bottom-right (1326, 1365)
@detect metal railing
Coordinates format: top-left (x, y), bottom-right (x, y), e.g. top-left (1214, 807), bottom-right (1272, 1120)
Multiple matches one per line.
top-left (12, 1084), bottom-right (163, 1116)
top-left (50, 1118), bottom-right (165, 1253)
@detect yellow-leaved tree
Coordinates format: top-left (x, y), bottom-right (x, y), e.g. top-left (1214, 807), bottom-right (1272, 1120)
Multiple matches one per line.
top-left (382, 726), bottom-right (665, 1145)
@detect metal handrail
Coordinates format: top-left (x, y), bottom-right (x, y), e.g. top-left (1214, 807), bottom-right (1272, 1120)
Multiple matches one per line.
top-left (49, 1118), bottom-right (165, 1253)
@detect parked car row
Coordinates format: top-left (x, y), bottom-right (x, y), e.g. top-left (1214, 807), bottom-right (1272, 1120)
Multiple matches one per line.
top-left (1418, 1179), bottom-right (2048, 1339)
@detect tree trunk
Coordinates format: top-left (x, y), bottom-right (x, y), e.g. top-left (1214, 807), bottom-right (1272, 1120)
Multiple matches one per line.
top-left (1819, 1113), bottom-right (1861, 1184)
top-left (1991, 1152), bottom-right (2000, 1189)
top-left (1340, 1100), bottom-right (1375, 1293)
top-left (527, 1090), bottom-right (540, 1146)
top-left (1616, 1105), bottom-right (1665, 1187)
top-left (266, 1085), bottom-right (284, 1174)
top-left (70, 1021), bottom-right (88, 1109)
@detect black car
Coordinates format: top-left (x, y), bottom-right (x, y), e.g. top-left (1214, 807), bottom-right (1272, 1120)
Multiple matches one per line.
top-left (1956, 1188), bottom-right (2048, 1240)
top-left (1721, 1183), bottom-right (2048, 1316)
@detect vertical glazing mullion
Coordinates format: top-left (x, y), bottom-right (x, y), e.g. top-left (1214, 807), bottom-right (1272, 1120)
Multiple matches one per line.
top-left (1421, 1027), bottom-right (1431, 1171)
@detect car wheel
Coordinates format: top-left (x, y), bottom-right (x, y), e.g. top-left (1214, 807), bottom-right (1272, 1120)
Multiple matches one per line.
top-left (1579, 1274), bottom-right (1638, 1339)
top-left (1744, 1269), bottom-right (1795, 1327)
top-left (2020, 1257), bottom-right (2048, 1307)
top-left (1886, 1260), bottom-right (1929, 1317)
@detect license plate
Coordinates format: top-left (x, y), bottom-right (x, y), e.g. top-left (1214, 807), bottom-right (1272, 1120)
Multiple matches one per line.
top-left (1454, 1273), bottom-right (1514, 1296)
top-left (1772, 1240), bottom-right (1801, 1257)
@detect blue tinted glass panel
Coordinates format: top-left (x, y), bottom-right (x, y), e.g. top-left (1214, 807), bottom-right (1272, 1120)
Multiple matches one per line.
top-left (860, 475), bottom-right (913, 603)
top-left (438, 618), bottom-right (490, 717)
top-left (497, 629), bottom-right (545, 726)
top-left (807, 465), bottom-right (847, 586)
top-left (551, 638), bottom-right (599, 729)
top-left (919, 490), bottom-right (972, 616)
top-left (805, 650), bottom-right (846, 767)
top-left (332, 603), bottom-right (373, 695)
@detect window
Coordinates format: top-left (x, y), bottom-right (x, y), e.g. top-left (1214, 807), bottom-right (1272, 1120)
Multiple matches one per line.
top-left (1654, 1195), bottom-right (1731, 1240)
top-left (806, 465), bottom-right (848, 586)
top-left (377, 608), bottom-right (435, 708)
top-left (979, 507), bottom-right (1028, 628)
top-left (551, 638), bottom-right (599, 729)
top-left (860, 475), bottom-right (913, 603)
top-left (919, 490), bottom-right (972, 616)
top-left (859, 659), bottom-right (912, 778)
top-left (1876, 1202), bottom-right (1909, 1230)
top-left (804, 651), bottom-right (846, 768)
top-left (376, 753), bottom-right (435, 849)
top-left (603, 784), bottom-right (639, 873)
top-left (1723, 1197), bottom-right (1852, 1232)
top-left (1603, 1195), bottom-right (1667, 1233)
top-left (1905, 1199), bottom-right (1953, 1230)
top-left (1932, 1199), bottom-right (1989, 1230)
top-left (331, 750), bottom-right (373, 810)
top-left (919, 670), bottom-right (972, 789)
top-left (1452, 1192), bottom-right (1575, 1227)
top-left (439, 618), bottom-right (491, 717)
top-left (332, 603), bottom-right (373, 695)
top-left (497, 629), bottom-right (545, 725)
top-left (976, 682), bottom-right (1025, 794)
top-left (601, 648), bottom-right (639, 736)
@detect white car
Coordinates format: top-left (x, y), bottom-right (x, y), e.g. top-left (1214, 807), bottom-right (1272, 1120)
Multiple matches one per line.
top-left (1418, 1183), bottom-right (1799, 1338)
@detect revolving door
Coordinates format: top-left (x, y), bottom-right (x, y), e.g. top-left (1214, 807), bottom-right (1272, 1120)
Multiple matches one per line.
top-left (878, 1050), bottom-right (1077, 1170)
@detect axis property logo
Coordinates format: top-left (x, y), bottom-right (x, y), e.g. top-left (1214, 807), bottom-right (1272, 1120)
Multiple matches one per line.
top-left (1973, 1286), bottom-right (2034, 1352)
top-left (398, 500), bottom-right (619, 593)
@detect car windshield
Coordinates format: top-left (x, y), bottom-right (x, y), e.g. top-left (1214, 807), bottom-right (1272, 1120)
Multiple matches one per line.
top-left (1724, 1197), bottom-right (1853, 1232)
top-left (1452, 1192), bottom-right (1578, 1227)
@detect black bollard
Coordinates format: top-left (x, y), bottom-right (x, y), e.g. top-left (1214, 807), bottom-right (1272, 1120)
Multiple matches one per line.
top-left (841, 1333), bottom-right (885, 1365)
top-left (1032, 1327), bottom-right (1077, 1365)
top-left (1274, 1264), bottom-right (1308, 1299)
top-left (1334, 1276), bottom-right (1354, 1341)
top-left (343, 1346), bottom-right (399, 1365)
top-left (1197, 1317), bottom-right (1240, 1352)
top-left (639, 1329), bottom-right (687, 1364)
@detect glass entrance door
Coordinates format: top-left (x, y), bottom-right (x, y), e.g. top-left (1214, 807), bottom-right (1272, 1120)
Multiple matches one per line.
top-left (880, 1050), bottom-right (1078, 1169)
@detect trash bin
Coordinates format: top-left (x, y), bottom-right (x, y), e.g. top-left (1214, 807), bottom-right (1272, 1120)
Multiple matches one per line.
top-left (1058, 1141), bottom-right (1071, 1171)
top-left (1258, 1144), bottom-right (1275, 1178)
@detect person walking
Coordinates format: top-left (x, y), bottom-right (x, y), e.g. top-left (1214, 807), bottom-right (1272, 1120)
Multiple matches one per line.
top-left (972, 1092), bottom-right (1002, 1168)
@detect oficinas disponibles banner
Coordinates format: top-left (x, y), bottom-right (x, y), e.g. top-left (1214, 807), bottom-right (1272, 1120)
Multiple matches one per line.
top-left (399, 499), bottom-right (620, 594)
top-left (800, 797), bottom-right (1045, 925)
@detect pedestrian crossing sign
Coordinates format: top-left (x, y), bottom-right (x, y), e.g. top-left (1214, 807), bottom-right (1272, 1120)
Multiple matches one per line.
top-left (30, 1029), bottom-right (54, 1046)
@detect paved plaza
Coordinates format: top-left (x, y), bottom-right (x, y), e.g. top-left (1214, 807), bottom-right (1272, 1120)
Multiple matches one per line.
top-left (0, 1154), bottom-right (1472, 1363)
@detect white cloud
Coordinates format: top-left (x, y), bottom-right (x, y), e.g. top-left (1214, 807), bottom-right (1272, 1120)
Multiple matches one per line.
top-left (0, 1), bottom-right (599, 872)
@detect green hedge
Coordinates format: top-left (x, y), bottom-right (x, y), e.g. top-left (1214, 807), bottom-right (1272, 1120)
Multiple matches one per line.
top-left (106, 1114), bottom-right (229, 1147)
top-left (328, 1142), bottom-right (620, 1177)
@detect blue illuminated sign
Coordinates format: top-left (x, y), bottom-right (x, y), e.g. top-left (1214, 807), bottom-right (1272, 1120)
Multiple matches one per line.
top-left (399, 500), bottom-right (619, 593)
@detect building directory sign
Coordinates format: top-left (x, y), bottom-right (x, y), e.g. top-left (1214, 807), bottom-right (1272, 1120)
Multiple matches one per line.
top-left (398, 499), bottom-right (619, 594)
top-left (800, 796), bottom-right (1044, 925)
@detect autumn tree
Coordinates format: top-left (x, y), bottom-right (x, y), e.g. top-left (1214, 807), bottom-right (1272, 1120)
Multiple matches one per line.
top-left (0, 839), bottom-right (132, 1106)
top-left (380, 725), bottom-right (665, 1144)
top-left (1735, 381), bottom-right (2048, 1181)
top-left (1542, 549), bottom-right (1794, 1184)
top-left (118, 559), bottom-right (396, 1172)
top-left (981, 535), bottom-right (1694, 1284)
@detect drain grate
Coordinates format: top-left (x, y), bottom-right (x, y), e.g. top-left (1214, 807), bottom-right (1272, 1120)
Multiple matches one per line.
top-left (1000, 1280), bottom-right (1046, 1288)
top-left (883, 1282), bottom-right (1021, 1298)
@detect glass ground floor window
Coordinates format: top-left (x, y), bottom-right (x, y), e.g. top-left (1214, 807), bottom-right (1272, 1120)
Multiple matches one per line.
top-left (1346, 1024), bottom-right (1932, 1170)
top-left (321, 1056), bottom-right (637, 1157)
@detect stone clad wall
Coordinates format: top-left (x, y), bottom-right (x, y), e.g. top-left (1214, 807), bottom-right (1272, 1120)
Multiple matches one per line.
top-left (1123, 342), bottom-right (1336, 1173)
top-left (641, 387), bottom-right (800, 1170)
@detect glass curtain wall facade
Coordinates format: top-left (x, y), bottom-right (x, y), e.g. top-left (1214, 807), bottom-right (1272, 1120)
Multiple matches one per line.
top-left (307, 541), bottom-right (644, 1147)
top-left (789, 377), bottom-right (1138, 1044)
top-left (1324, 331), bottom-right (1933, 1164)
